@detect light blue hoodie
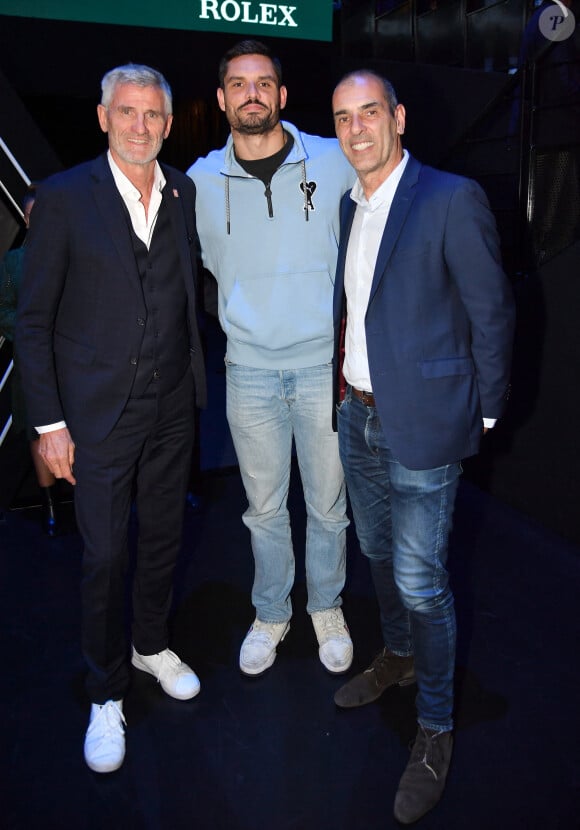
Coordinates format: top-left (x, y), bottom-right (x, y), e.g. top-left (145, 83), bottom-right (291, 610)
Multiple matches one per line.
top-left (188, 121), bottom-right (355, 369)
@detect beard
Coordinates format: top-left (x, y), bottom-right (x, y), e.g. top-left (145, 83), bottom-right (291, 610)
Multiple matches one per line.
top-left (229, 101), bottom-right (281, 135)
top-left (109, 134), bottom-right (164, 167)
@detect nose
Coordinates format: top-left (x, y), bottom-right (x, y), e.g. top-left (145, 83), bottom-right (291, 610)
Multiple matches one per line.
top-left (132, 112), bottom-right (148, 132)
top-left (247, 80), bottom-right (260, 98)
top-left (350, 113), bottom-right (364, 134)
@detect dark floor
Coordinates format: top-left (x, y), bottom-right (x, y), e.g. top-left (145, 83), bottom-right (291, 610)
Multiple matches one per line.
top-left (2, 323), bottom-right (580, 829)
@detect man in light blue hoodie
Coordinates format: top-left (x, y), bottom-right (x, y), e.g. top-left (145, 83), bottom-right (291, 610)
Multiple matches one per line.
top-left (188, 40), bottom-right (355, 677)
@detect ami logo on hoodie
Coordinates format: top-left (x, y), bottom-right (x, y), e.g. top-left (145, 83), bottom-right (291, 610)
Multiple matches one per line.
top-left (300, 180), bottom-right (317, 212)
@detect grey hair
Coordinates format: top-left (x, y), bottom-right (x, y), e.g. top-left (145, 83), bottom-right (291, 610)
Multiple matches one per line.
top-left (335, 70), bottom-right (398, 115)
top-left (100, 63), bottom-right (173, 115)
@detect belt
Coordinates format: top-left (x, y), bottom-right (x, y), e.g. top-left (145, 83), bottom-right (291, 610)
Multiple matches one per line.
top-left (351, 387), bottom-right (376, 407)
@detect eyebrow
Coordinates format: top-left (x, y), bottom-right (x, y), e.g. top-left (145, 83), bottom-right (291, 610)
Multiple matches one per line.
top-left (333, 100), bottom-right (382, 117)
top-left (115, 104), bottom-right (163, 115)
top-left (226, 74), bottom-right (278, 83)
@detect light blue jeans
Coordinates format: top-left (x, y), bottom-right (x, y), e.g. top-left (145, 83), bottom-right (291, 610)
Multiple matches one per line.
top-left (338, 389), bottom-right (461, 731)
top-left (226, 361), bottom-right (348, 622)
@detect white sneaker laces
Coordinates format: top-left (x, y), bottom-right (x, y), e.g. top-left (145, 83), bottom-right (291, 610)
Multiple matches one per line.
top-left (247, 621), bottom-right (284, 646)
top-left (155, 648), bottom-right (182, 680)
top-left (315, 609), bottom-right (348, 641)
top-left (88, 701), bottom-right (126, 736)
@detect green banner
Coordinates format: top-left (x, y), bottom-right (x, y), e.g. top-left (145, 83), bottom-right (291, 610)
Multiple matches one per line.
top-left (0, 0), bottom-right (333, 41)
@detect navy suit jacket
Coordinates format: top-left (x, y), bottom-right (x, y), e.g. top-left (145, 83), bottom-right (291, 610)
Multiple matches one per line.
top-left (16, 154), bottom-right (206, 445)
top-left (333, 155), bottom-right (515, 470)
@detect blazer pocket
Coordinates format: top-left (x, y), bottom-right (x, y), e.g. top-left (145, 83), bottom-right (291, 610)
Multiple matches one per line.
top-left (391, 242), bottom-right (431, 262)
top-left (419, 356), bottom-right (474, 378)
top-left (54, 331), bottom-right (96, 365)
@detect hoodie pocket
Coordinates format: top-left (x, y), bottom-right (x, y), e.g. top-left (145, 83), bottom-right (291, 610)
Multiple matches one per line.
top-left (225, 270), bottom-right (333, 350)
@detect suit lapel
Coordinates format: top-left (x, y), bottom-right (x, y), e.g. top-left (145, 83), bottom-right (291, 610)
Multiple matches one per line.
top-left (335, 193), bottom-right (356, 318)
top-left (368, 156), bottom-right (421, 303)
top-left (90, 155), bottom-right (139, 283)
top-left (160, 168), bottom-right (194, 297)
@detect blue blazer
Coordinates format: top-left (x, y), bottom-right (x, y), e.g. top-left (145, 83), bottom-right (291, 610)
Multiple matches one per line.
top-left (16, 154), bottom-right (206, 444)
top-left (333, 155), bottom-right (515, 470)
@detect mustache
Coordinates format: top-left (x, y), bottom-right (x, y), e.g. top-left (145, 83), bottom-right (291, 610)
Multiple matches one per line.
top-left (240, 98), bottom-right (268, 111)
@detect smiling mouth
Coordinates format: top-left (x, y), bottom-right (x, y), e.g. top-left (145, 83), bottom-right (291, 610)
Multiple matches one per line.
top-left (351, 141), bottom-right (374, 151)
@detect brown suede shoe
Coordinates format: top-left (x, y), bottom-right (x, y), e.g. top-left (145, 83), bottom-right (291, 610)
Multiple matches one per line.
top-left (333, 648), bottom-right (415, 708)
top-left (394, 726), bottom-right (453, 824)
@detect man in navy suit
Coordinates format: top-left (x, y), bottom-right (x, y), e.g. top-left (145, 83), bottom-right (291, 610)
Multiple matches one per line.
top-left (16, 65), bottom-right (206, 773)
top-left (330, 71), bottom-right (515, 823)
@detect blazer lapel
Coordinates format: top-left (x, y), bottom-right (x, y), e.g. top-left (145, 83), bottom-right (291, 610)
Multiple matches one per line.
top-left (161, 169), bottom-right (195, 297)
top-left (335, 193), bottom-right (356, 316)
top-left (90, 156), bottom-right (139, 279)
top-left (368, 155), bottom-right (421, 303)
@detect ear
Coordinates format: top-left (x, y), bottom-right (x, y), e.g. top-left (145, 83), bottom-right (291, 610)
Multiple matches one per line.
top-left (97, 104), bottom-right (109, 134)
top-left (279, 85), bottom-right (288, 111)
top-left (394, 103), bottom-right (406, 135)
top-left (217, 87), bottom-right (226, 113)
top-left (163, 113), bottom-right (174, 139)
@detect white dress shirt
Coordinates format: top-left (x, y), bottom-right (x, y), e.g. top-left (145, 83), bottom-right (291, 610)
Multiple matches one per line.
top-left (107, 150), bottom-right (166, 249)
top-left (342, 151), bottom-right (409, 393)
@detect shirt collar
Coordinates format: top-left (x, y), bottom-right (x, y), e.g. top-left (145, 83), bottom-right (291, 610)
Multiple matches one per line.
top-left (350, 149), bottom-right (409, 210)
top-left (106, 150), bottom-right (166, 200)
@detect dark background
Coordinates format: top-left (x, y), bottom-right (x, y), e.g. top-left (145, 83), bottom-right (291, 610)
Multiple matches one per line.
top-left (1, 3), bottom-right (579, 549)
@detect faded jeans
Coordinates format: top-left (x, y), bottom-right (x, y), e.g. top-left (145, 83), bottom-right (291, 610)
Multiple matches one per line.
top-left (226, 361), bottom-right (348, 622)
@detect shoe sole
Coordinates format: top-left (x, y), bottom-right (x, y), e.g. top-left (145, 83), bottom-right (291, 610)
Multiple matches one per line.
top-left (85, 755), bottom-right (125, 773)
top-left (239, 622), bottom-right (290, 677)
top-left (321, 663), bottom-right (353, 676)
top-left (320, 650), bottom-right (354, 675)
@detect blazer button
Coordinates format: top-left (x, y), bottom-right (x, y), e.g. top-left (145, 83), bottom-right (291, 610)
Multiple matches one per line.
top-left (130, 357), bottom-right (137, 365)
top-left (137, 317), bottom-right (145, 326)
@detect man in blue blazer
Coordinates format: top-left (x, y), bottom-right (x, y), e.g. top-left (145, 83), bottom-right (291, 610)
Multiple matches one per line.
top-left (331, 71), bottom-right (515, 823)
top-left (16, 65), bottom-right (207, 773)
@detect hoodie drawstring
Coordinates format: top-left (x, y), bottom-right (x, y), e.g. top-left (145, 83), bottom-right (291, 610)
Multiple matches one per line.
top-left (224, 159), bottom-right (310, 234)
top-left (225, 176), bottom-right (231, 236)
top-left (301, 159), bottom-right (309, 222)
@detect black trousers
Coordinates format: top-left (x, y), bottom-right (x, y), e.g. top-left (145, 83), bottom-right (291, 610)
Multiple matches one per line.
top-left (73, 371), bottom-right (195, 703)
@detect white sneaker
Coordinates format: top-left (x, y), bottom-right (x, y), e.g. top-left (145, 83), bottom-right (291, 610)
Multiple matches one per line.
top-left (131, 647), bottom-right (200, 700)
top-left (84, 699), bottom-right (126, 773)
top-left (311, 608), bottom-right (353, 674)
top-left (239, 619), bottom-right (290, 676)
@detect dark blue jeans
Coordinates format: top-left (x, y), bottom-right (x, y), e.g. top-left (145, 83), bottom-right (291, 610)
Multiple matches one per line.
top-left (338, 389), bottom-right (460, 731)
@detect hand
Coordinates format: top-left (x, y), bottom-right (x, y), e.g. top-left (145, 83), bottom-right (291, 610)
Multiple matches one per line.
top-left (39, 427), bottom-right (76, 485)
top-left (482, 426), bottom-right (489, 436)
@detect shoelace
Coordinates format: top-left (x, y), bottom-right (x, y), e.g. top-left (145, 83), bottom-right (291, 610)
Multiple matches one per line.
top-left (249, 622), bottom-right (284, 644)
top-left (89, 701), bottom-right (126, 735)
top-left (317, 610), bottom-right (347, 638)
top-left (411, 729), bottom-right (446, 780)
top-left (155, 649), bottom-right (181, 680)
top-left (365, 648), bottom-right (391, 676)
top-left (248, 631), bottom-right (275, 648)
